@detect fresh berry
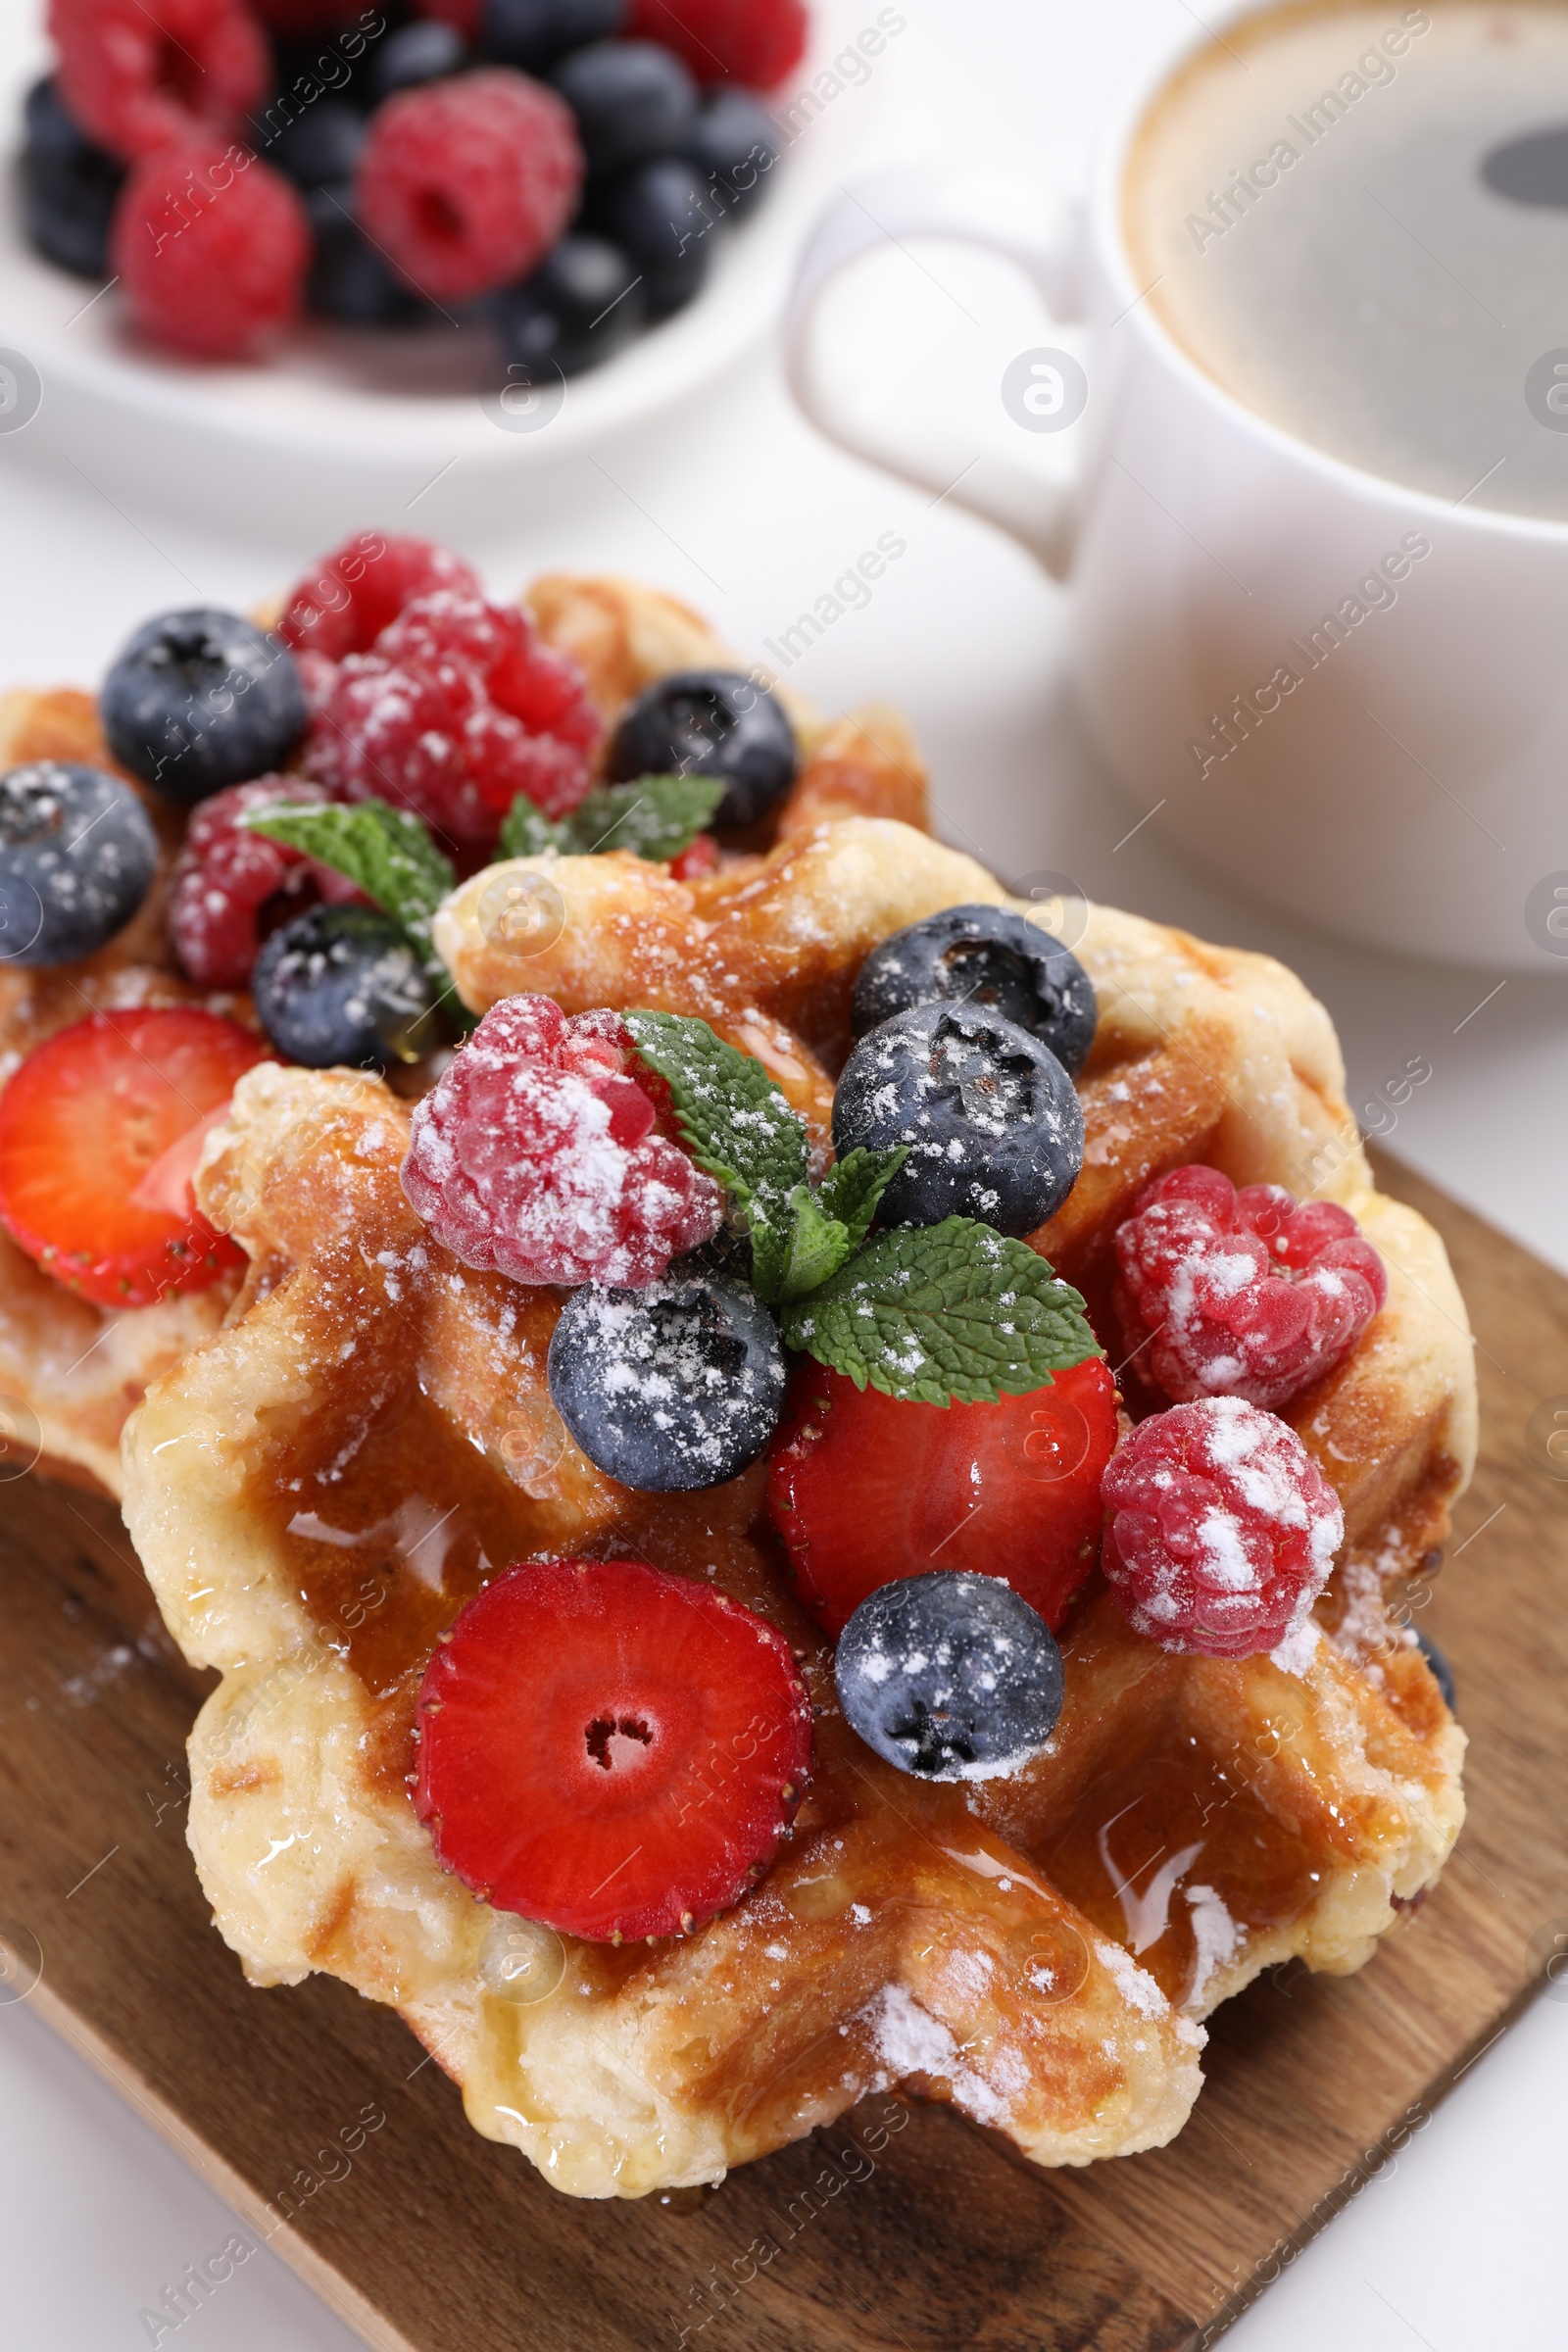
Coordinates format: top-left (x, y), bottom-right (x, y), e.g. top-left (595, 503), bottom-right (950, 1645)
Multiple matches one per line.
top-left (0, 1007), bottom-right (265, 1306)
top-left (686, 86), bottom-right (779, 220)
top-left (249, 0), bottom-right (364, 26)
top-left (836, 1572), bottom-right (1064, 1782)
top-left (110, 143), bottom-right (311, 361)
top-left (303, 186), bottom-right (429, 324)
top-left (0, 763), bottom-right (158, 969)
top-left (277, 534), bottom-right (480, 663)
top-left (306, 591), bottom-right (600, 843)
top-left (168, 777), bottom-right (365, 989)
top-left (832, 1004), bottom-right (1084, 1236)
top-left (668, 830), bottom-right (719, 880)
top-left (607, 669), bottom-right (797, 830)
top-left (853, 905), bottom-right (1098, 1077)
top-left (595, 156), bottom-right (712, 317)
top-left (1100, 1396), bottom-right (1344, 1659)
top-left (1113, 1165), bottom-right (1388, 1412)
top-left (404, 996), bottom-right (722, 1283)
top-left (415, 1556), bottom-right (811, 1940)
top-left (366, 17), bottom-right (467, 104)
top-left (266, 101), bottom-right (366, 191)
top-left (548, 1275), bottom-right (785, 1492)
top-left (627, 0), bottom-right (808, 90)
top-left (493, 233), bottom-right (647, 377)
top-left (480, 0), bottom-right (625, 74)
top-left (355, 70), bottom-right (582, 305)
top-left (549, 40), bottom-right (697, 178)
top-left (49, 0), bottom-right (270, 163)
top-left (767, 1355), bottom-right (1117, 1638)
top-left (251, 904), bottom-right (435, 1069)
top-left (21, 76), bottom-right (124, 278)
top-left (1415, 1625), bottom-right (1456, 1712)
top-left (100, 608), bottom-right (309, 802)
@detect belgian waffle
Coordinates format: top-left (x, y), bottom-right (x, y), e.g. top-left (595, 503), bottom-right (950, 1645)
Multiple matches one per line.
top-left (120, 586), bottom-right (1474, 2195)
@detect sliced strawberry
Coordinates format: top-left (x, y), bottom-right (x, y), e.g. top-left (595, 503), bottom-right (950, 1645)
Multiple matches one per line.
top-left (767, 1356), bottom-right (1119, 1639)
top-left (415, 1558), bottom-right (812, 1942)
top-left (0, 1008), bottom-right (267, 1307)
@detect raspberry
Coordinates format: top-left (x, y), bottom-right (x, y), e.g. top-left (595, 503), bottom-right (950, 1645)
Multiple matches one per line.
top-left (307, 590), bottom-right (600, 844)
top-left (1113, 1164), bottom-right (1387, 1411)
top-left (168, 779), bottom-right (365, 990)
top-left (415, 1557), bottom-right (811, 1942)
top-left (50, 0), bottom-right (270, 163)
top-left (355, 70), bottom-right (582, 305)
top-left (276, 534), bottom-right (481, 663)
top-left (669, 832), bottom-right (719, 881)
top-left (628, 0), bottom-right (808, 89)
top-left (110, 144), bottom-right (311, 360)
top-left (402, 995), bottom-right (724, 1288)
top-left (1101, 1396), bottom-right (1344, 1659)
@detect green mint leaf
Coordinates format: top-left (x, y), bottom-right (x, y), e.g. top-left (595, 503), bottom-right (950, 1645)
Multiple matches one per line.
top-left (775, 1187), bottom-right (856, 1306)
top-left (564, 774), bottom-right (725, 863)
top-left (815, 1146), bottom-right (907, 1252)
top-left (499, 796), bottom-right (568, 860)
top-left (780, 1218), bottom-right (1102, 1405)
top-left (245, 800), bottom-right (454, 958)
top-left (622, 1009), bottom-right (809, 1304)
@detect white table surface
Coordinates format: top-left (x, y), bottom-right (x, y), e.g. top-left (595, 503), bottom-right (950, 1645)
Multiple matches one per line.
top-left (1, 4), bottom-right (1563, 2346)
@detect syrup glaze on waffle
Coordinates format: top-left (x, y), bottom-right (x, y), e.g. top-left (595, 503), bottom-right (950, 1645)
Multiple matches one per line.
top-left (122, 583), bottom-right (1472, 2195)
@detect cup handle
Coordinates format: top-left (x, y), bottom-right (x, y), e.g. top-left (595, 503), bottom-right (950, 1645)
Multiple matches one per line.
top-left (784, 165), bottom-right (1088, 580)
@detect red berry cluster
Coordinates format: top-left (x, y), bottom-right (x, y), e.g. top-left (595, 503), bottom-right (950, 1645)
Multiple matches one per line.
top-left (304, 585), bottom-right (602, 845)
top-left (167, 776), bottom-right (366, 989)
top-left (37, 0), bottom-right (809, 362)
top-left (403, 994), bottom-right (724, 1289)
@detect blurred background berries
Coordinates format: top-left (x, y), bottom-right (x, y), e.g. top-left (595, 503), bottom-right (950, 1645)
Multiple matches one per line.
top-left (24, 0), bottom-right (804, 366)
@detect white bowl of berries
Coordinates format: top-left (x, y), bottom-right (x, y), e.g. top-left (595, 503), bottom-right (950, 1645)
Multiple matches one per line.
top-left (0, 0), bottom-right (887, 532)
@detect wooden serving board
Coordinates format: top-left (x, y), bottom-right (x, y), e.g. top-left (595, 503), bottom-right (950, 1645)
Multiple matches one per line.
top-left (2, 1151), bottom-right (1565, 2352)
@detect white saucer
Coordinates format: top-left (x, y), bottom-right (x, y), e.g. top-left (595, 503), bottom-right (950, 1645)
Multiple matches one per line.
top-left (0, 4), bottom-right (875, 535)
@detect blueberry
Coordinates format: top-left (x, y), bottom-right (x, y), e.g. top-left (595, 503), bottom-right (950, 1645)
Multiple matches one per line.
top-left (21, 77), bottom-right (124, 280)
top-left (265, 101), bottom-right (367, 191)
top-left (0, 763), bottom-right (158, 969)
top-left (547, 1275), bottom-right (785, 1492)
top-left (595, 156), bottom-right (714, 317)
top-left (251, 905), bottom-right (436, 1069)
top-left (836, 1572), bottom-right (1064, 1782)
top-left (365, 18), bottom-right (467, 105)
top-left (686, 87), bottom-right (779, 221)
top-left (493, 234), bottom-right (646, 376)
top-left (832, 1004), bottom-right (1084, 1235)
top-left (608, 669), bottom-right (797, 829)
top-left (1415, 1625), bottom-right (1456, 1713)
top-left (549, 40), bottom-right (698, 178)
top-left (304, 185), bottom-right (427, 324)
top-left (853, 905), bottom-right (1098, 1077)
top-left (100, 610), bottom-right (309, 802)
top-left (480, 0), bottom-right (625, 74)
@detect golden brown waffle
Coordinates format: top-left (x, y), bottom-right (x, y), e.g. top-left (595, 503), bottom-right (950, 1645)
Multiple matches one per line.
top-left (0, 585), bottom-right (921, 1494)
top-left (121, 596), bottom-right (1473, 2193)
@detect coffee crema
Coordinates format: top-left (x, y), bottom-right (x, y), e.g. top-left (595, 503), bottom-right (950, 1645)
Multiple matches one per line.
top-left (1123, 1), bottom-right (1568, 518)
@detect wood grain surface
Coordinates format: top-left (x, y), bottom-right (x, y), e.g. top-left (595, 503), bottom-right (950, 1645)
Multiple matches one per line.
top-left (1, 1151), bottom-right (1563, 2352)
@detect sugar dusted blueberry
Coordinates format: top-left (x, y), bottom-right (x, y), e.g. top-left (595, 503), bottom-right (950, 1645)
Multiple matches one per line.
top-left (835, 1572), bottom-right (1065, 1782)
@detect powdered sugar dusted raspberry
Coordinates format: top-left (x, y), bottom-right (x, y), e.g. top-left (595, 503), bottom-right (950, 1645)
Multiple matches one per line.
top-left (276, 534), bottom-right (481, 662)
top-left (1113, 1165), bottom-right (1386, 1411)
top-left (401, 995), bottom-right (723, 1287)
top-left (1101, 1396), bottom-right (1344, 1659)
top-left (306, 591), bottom-right (600, 846)
top-left (168, 778), bottom-right (365, 989)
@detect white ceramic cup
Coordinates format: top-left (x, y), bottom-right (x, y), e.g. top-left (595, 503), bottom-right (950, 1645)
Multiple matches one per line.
top-left (784, 4), bottom-right (1568, 974)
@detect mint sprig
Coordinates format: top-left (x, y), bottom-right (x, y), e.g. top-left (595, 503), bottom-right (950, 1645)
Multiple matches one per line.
top-left (621, 1009), bottom-right (809, 1300)
top-left (622, 1008), bottom-right (1100, 1401)
top-left (499, 774), bottom-right (723, 866)
top-left (244, 799), bottom-right (454, 961)
top-left (242, 798), bottom-right (476, 1042)
top-left (780, 1220), bottom-right (1098, 1405)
